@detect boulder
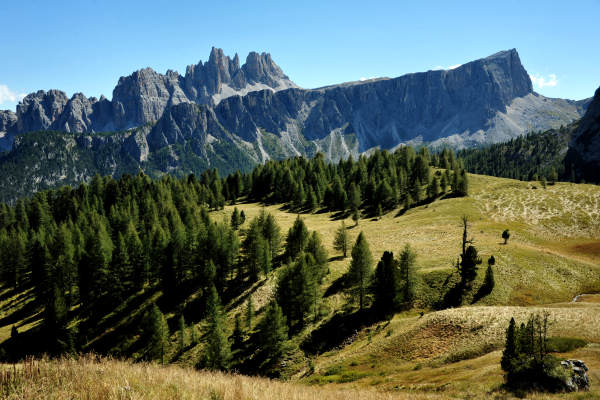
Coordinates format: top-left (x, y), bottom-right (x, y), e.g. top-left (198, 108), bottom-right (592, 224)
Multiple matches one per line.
top-left (561, 359), bottom-right (590, 392)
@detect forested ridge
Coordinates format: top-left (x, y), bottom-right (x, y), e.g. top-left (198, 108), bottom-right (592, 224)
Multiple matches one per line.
top-left (0, 146), bottom-right (469, 375)
top-left (457, 124), bottom-right (576, 183)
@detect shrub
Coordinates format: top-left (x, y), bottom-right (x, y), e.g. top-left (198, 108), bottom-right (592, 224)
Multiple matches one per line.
top-left (546, 337), bottom-right (587, 353)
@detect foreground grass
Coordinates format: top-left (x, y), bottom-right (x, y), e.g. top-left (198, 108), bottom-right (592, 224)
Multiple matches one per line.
top-left (0, 356), bottom-right (441, 400)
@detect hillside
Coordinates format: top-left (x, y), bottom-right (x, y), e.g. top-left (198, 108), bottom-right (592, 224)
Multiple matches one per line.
top-left (457, 123), bottom-right (576, 182)
top-left (0, 167), bottom-right (598, 398)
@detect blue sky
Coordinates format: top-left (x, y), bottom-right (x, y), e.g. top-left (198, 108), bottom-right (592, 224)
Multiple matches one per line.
top-left (1, 0), bottom-right (599, 110)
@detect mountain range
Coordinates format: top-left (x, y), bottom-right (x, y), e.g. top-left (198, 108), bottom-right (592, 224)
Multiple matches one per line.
top-left (0, 47), bottom-right (596, 202)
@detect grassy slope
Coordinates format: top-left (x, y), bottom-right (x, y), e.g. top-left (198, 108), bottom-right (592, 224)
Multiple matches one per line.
top-left (213, 174), bottom-right (600, 398)
top-left (1, 356), bottom-right (427, 400)
top-left (1, 173), bottom-right (599, 399)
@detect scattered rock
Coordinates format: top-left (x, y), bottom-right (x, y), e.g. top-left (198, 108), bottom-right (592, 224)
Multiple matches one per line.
top-left (561, 359), bottom-right (590, 392)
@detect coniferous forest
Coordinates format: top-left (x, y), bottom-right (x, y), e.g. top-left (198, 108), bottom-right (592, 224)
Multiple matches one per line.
top-left (457, 125), bottom-right (575, 183)
top-left (0, 146), bottom-right (469, 376)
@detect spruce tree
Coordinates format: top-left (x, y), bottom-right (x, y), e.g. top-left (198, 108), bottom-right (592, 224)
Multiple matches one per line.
top-left (398, 244), bottom-right (417, 307)
top-left (460, 245), bottom-right (481, 283)
top-left (285, 215), bottom-right (309, 260)
top-left (231, 207), bottom-right (240, 230)
top-left (179, 314), bottom-right (186, 353)
top-left (348, 182), bottom-right (362, 212)
top-left (372, 251), bottom-right (399, 315)
top-left (260, 211), bottom-right (282, 259)
top-left (205, 285), bottom-right (231, 370)
top-left (147, 304), bottom-right (169, 364)
top-left (276, 256), bottom-right (318, 331)
top-left (45, 282), bottom-right (74, 355)
top-left (501, 317), bottom-right (517, 372)
top-left (245, 295), bottom-right (254, 331)
top-left (352, 207), bottom-right (360, 226)
top-left (231, 313), bottom-right (245, 350)
top-left (348, 232), bottom-right (373, 310)
top-left (305, 231), bottom-right (328, 282)
top-left (257, 301), bottom-right (290, 374)
top-left (333, 221), bottom-right (350, 258)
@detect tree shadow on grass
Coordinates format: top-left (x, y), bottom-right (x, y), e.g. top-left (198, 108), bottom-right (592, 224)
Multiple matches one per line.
top-left (301, 308), bottom-right (380, 355)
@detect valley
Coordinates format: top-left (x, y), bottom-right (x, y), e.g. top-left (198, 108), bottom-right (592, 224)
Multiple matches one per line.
top-left (0, 170), bottom-right (598, 399)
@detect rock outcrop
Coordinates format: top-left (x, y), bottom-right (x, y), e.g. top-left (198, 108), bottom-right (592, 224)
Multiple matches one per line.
top-left (4, 47), bottom-right (297, 134)
top-left (561, 359), bottom-right (590, 392)
top-left (565, 87), bottom-right (600, 183)
top-left (143, 49), bottom-right (585, 155)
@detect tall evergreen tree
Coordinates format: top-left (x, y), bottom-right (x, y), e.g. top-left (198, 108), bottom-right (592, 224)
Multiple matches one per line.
top-left (285, 215), bottom-right (309, 260)
top-left (260, 210), bottom-right (282, 259)
top-left (256, 301), bottom-right (290, 374)
top-left (245, 295), bottom-right (254, 331)
top-left (501, 317), bottom-right (517, 372)
top-left (305, 231), bottom-right (328, 282)
top-left (372, 251), bottom-right (399, 315)
top-left (333, 221), bottom-right (350, 258)
top-left (398, 244), bottom-right (417, 307)
top-left (276, 256), bottom-right (318, 331)
top-left (348, 232), bottom-right (373, 310)
top-left (146, 304), bottom-right (169, 364)
top-left (231, 207), bottom-right (241, 230)
top-left (178, 314), bottom-right (186, 353)
top-left (204, 285), bottom-right (231, 370)
top-left (231, 313), bottom-right (245, 350)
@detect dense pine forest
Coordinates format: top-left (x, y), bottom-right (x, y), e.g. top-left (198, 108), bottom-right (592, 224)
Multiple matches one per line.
top-left (0, 146), bottom-right (469, 375)
top-left (457, 125), bottom-right (575, 183)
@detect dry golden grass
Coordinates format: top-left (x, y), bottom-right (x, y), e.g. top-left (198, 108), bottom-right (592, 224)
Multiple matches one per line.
top-left (0, 355), bottom-right (445, 400)
top-left (305, 296), bottom-right (600, 398)
top-left (217, 173), bottom-right (600, 309)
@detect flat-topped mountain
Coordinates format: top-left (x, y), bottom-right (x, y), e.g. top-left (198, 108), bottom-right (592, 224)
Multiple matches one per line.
top-left (0, 48), bottom-right (593, 201)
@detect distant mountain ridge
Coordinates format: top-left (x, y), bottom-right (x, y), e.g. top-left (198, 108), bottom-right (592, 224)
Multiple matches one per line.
top-left (0, 48), bottom-right (594, 202)
top-left (0, 47), bottom-right (296, 142)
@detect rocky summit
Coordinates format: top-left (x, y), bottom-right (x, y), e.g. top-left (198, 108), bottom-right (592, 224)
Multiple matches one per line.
top-left (0, 47), bottom-right (296, 136)
top-left (0, 48), bottom-right (594, 202)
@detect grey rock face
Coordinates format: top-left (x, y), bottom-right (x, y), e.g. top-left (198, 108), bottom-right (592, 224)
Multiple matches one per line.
top-left (17, 90), bottom-right (69, 132)
top-left (151, 49), bottom-right (581, 155)
top-left (560, 359), bottom-right (590, 392)
top-left (4, 48), bottom-right (297, 135)
top-left (0, 48), bottom-right (590, 170)
top-left (0, 110), bottom-right (17, 133)
top-left (0, 110), bottom-right (17, 152)
top-left (566, 87), bottom-right (600, 182)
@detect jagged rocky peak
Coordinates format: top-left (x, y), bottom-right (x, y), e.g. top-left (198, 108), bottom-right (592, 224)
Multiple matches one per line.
top-left (0, 110), bottom-right (17, 133)
top-left (17, 90), bottom-right (70, 132)
top-left (111, 47), bottom-right (297, 129)
top-left (243, 51), bottom-right (291, 87)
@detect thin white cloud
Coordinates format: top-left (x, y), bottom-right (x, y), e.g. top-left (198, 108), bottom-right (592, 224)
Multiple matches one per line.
top-left (0, 84), bottom-right (26, 105)
top-left (433, 64), bottom-right (462, 71)
top-left (530, 73), bottom-right (558, 89)
top-left (359, 76), bottom-right (375, 81)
